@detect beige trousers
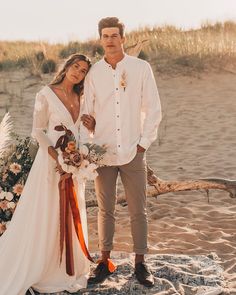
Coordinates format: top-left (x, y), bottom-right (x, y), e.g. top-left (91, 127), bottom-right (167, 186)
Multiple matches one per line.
top-left (95, 152), bottom-right (148, 255)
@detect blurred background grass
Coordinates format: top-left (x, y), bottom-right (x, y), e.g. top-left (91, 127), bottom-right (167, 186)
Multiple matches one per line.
top-left (1, 21), bottom-right (236, 75)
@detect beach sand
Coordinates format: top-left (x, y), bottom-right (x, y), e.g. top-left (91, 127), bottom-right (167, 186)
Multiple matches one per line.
top-left (1, 69), bottom-right (236, 294)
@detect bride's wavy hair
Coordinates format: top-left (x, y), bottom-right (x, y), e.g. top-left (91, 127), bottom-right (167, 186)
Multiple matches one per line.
top-left (50, 54), bottom-right (92, 96)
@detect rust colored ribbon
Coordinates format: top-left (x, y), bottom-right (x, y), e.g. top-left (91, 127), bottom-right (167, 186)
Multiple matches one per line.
top-left (58, 173), bottom-right (94, 276)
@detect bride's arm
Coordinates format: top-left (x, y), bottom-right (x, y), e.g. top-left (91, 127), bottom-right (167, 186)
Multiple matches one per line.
top-left (31, 91), bottom-right (52, 148)
top-left (31, 91), bottom-right (64, 173)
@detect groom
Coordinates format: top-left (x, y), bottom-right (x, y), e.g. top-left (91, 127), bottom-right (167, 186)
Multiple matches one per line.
top-left (81, 17), bottom-right (162, 287)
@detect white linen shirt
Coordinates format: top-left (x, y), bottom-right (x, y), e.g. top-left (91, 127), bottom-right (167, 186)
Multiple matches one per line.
top-left (80, 54), bottom-right (162, 166)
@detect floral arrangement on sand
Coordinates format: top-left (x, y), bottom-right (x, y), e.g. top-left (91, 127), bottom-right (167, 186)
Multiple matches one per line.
top-left (0, 113), bottom-right (37, 235)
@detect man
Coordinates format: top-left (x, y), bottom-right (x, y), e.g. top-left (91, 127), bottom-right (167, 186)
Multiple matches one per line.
top-left (81, 17), bottom-right (162, 287)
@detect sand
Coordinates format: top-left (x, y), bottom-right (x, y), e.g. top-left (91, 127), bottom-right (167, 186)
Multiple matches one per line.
top-left (1, 69), bottom-right (236, 294)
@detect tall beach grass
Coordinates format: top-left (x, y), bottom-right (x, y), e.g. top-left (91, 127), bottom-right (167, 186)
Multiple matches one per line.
top-left (1, 21), bottom-right (236, 74)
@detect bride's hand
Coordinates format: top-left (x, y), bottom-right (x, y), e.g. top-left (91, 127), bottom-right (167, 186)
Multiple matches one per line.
top-left (81, 114), bottom-right (96, 132)
top-left (55, 161), bottom-right (66, 176)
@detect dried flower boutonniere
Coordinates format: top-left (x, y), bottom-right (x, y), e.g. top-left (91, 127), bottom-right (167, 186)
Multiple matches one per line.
top-left (120, 70), bottom-right (127, 92)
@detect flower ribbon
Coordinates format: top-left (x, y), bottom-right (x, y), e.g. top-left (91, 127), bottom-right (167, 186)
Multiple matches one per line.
top-left (58, 173), bottom-right (94, 276)
top-left (97, 258), bottom-right (117, 273)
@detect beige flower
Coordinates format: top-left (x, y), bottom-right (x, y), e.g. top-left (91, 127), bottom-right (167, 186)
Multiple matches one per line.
top-left (9, 163), bottom-right (22, 175)
top-left (0, 200), bottom-right (8, 210)
top-left (13, 183), bottom-right (24, 196)
top-left (80, 145), bottom-right (89, 156)
top-left (120, 70), bottom-right (127, 91)
top-left (80, 160), bottom-right (90, 169)
top-left (7, 202), bottom-right (16, 210)
top-left (5, 192), bottom-right (13, 201)
top-left (0, 191), bottom-right (6, 200)
top-left (67, 141), bottom-right (76, 152)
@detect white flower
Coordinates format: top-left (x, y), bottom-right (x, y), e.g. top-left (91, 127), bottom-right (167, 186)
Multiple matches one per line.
top-left (87, 163), bottom-right (98, 172)
top-left (0, 191), bottom-right (7, 200)
top-left (9, 163), bottom-right (22, 175)
top-left (5, 192), bottom-right (14, 201)
top-left (7, 202), bottom-right (16, 209)
top-left (80, 160), bottom-right (89, 169)
top-left (80, 145), bottom-right (89, 156)
top-left (57, 150), bottom-right (64, 166)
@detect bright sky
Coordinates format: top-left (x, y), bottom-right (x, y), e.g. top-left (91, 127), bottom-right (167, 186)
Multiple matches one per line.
top-left (1, 0), bottom-right (236, 43)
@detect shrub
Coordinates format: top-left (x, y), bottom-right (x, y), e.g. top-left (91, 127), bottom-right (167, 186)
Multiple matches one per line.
top-left (59, 42), bottom-right (82, 58)
top-left (138, 50), bottom-right (149, 61)
top-left (41, 59), bottom-right (56, 74)
top-left (35, 51), bottom-right (45, 62)
top-left (0, 58), bottom-right (29, 71)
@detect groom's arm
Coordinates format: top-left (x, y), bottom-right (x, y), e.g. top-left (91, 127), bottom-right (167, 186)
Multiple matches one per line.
top-left (139, 62), bottom-right (162, 150)
top-left (80, 72), bottom-right (96, 144)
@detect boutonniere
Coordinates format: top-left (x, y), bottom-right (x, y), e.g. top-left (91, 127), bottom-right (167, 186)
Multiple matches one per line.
top-left (120, 70), bottom-right (127, 92)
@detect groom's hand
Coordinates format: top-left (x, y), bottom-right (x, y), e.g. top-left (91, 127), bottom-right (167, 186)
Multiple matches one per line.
top-left (137, 144), bottom-right (146, 153)
top-left (81, 114), bottom-right (96, 132)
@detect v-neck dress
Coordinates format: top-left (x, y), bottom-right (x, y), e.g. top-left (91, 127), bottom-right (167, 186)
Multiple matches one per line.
top-left (0, 85), bottom-right (90, 294)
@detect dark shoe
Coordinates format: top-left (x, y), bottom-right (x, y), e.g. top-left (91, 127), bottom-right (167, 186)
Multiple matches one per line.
top-left (135, 262), bottom-right (155, 287)
top-left (88, 261), bottom-right (113, 284)
top-left (26, 288), bottom-right (36, 295)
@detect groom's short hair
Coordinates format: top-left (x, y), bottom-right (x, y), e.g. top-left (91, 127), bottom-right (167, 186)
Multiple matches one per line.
top-left (98, 17), bottom-right (125, 38)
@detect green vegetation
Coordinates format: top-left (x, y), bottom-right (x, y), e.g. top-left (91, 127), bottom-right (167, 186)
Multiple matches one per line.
top-left (1, 21), bottom-right (236, 74)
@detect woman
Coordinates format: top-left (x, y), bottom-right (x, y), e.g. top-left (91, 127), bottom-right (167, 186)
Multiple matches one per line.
top-left (0, 54), bottom-right (95, 294)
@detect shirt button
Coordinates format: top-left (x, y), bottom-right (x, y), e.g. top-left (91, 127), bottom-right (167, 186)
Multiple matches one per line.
top-left (118, 145), bottom-right (120, 147)
top-left (117, 115), bottom-right (119, 118)
top-left (117, 102), bottom-right (119, 104)
top-left (116, 88), bottom-right (118, 90)
top-left (117, 129), bottom-right (120, 131)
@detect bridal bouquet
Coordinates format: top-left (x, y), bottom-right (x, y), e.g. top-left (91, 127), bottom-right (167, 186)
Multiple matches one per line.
top-left (55, 124), bottom-right (107, 274)
top-left (55, 124), bottom-right (106, 181)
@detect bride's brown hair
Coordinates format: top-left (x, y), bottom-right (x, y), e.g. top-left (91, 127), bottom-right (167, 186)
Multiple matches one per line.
top-left (50, 54), bottom-right (92, 96)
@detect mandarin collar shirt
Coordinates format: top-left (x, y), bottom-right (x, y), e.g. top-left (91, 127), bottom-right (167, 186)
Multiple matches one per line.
top-left (80, 54), bottom-right (162, 166)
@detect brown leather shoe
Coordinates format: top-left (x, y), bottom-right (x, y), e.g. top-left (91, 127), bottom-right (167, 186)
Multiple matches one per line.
top-left (88, 261), bottom-right (113, 284)
top-left (135, 262), bottom-right (155, 287)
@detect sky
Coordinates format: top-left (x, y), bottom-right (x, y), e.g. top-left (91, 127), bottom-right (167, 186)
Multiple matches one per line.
top-left (1, 0), bottom-right (236, 43)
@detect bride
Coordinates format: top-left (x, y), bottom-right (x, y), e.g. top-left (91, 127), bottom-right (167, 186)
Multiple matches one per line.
top-left (0, 54), bottom-right (95, 295)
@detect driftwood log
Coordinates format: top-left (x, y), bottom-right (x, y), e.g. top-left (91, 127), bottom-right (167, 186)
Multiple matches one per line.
top-left (86, 165), bottom-right (236, 208)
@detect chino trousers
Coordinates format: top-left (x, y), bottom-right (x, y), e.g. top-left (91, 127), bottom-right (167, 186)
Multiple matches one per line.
top-left (95, 152), bottom-right (148, 254)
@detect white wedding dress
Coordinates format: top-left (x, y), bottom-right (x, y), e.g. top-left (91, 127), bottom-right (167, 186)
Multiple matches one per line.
top-left (0, 86), bottom-right (90, 295)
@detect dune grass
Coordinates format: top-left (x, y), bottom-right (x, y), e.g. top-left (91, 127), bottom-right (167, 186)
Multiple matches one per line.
top-left (1, 21), bottom-right (236, 74)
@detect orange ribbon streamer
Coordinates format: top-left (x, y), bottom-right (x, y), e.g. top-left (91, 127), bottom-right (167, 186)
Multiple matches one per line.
top-left (97, 258), bottom-right (117, 273)
top-left (58, 173), bottom-right (94, 276)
